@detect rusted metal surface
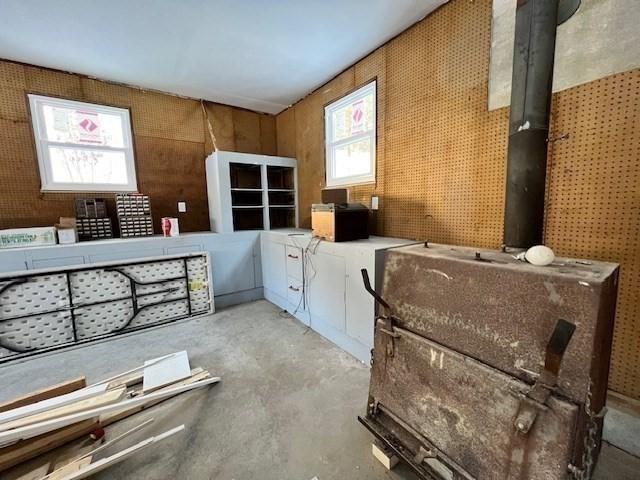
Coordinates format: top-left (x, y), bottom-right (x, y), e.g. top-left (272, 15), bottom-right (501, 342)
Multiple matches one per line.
top-left (361, 243), bottom-right (619, 479)
top-left (380, 243), bottom-right (618, 409)
top-left (368, 324), bottom-right (579, 479)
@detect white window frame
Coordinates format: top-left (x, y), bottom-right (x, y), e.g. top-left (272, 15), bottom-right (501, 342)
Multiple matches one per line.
top-left (28, 94), bottom-right (138, 192)
top-left (324, 80), bottom-right (376, 187)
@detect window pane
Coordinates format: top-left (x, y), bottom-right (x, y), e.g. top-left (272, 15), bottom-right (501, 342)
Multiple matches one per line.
top-left (331, 91), bottom-right (375, 142)
top-left (41, 104), bottom-right (125, 148)
top-left (49, 146), bottom-right (129, 185)
top-left (333, 138), bottom-right (372, 179)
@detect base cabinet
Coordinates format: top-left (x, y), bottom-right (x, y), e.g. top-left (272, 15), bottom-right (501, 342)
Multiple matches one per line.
top-left (261, 230), bottom-right (413, 363)
top-left (0, 232), bottom-right (263, 309)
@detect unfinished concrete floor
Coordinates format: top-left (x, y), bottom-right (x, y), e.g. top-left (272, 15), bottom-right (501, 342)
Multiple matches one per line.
top-left (1, 299), bottom-right (638, 480)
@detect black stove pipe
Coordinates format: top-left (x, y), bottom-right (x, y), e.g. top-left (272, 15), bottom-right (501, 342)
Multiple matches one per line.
top-left (503, 0), bottom-right (560, 248)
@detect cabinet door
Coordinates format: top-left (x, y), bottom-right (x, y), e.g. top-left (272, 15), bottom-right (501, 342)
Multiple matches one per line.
top-left (285, 245), bottom-right (303, 281)
top-left (345, 250), bottom-right (376, 348)
top-left (208, 240), bottom-right (256, 296)
top-left (0, 251), bottom-right (28, 272)
top-left (261, 240), bottom-right (287, 299)
top-left (307, 251), bottom-right (346, 332)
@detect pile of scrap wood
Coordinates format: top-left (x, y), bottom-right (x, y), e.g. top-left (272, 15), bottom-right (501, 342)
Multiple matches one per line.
top-left (0, 351), bottom-right (219, 478)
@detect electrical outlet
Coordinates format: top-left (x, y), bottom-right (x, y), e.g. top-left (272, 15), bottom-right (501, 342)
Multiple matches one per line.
top-left (178, 201), bottom-right (187, 213)
top-left (371, 196), bottom-right (379, 210)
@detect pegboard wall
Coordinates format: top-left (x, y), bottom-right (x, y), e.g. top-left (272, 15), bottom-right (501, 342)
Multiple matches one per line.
top-left (0, 60), bottom-right (277, 233)
top-left (277, 0), bottom-right (640, 399)
top-left (0, 254), bottom-right (212, 361)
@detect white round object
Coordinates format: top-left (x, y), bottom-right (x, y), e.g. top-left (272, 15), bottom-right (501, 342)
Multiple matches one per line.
top-left (525, 245), bottom-right (555, 266)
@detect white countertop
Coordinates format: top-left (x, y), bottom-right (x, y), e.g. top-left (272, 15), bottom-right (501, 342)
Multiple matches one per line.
top-left (264, 228), bottom-right (416, 251)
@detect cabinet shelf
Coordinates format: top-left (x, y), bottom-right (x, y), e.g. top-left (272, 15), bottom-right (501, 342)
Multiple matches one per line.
top-left (206, 151), bottom-right (298, 232)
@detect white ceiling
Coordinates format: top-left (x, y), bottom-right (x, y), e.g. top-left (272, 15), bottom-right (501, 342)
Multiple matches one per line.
top-left (0, 0), bottom-right (447, 114)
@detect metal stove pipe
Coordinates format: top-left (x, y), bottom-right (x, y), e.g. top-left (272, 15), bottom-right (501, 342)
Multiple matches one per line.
top-left (503, 0), bottom-right (560, 248)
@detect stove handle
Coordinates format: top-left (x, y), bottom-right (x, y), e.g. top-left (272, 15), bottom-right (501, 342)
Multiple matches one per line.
top-left (361, 268), bottom-right (391, 315)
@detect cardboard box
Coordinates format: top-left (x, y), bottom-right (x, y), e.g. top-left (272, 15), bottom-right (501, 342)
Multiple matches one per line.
top-left (0, 227), bottom-right (57, 249)
top-left (55, 218), bottom-right (78, 244)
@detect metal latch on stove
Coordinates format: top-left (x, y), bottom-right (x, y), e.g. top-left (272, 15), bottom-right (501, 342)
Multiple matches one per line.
top-left (361, 268), bottom-right (400, 357)
top-left (514, 318), bottom-right (576, 434)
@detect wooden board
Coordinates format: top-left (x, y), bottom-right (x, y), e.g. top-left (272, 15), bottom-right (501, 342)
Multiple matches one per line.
top-left (101, 368), bottom-right (209, 426)
top-left (0, 377), bottom-right (218, 445)
top-left (0, 419), bottom-right (99, 472)
top-left (0, 384), bottom-right (106, 426)
top-left (142, 351), bottom-right (191, 393)
top-left (0, 388), bottom-right (124, 433)
top-left (59, 425), bottom-right (184, 480)
top-left (0, 378), bottom-right (86, 414)
top-left (47, 456), bottom-right (92, 480)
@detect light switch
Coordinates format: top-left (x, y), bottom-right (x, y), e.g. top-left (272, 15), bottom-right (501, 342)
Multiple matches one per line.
top-left (371, 196), bottom-right (379, 210)
top-left (178, 201), bottom-right (187, 213)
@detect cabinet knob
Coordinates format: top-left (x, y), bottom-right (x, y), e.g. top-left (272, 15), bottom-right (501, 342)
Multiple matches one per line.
top-left (288, 285), bottom-right (300, 292)
top-left (287, 254), bottom-right (299, 259)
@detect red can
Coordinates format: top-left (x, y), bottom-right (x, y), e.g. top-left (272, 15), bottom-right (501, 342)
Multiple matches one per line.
top-left (161, 217), bottom-right (179, 237)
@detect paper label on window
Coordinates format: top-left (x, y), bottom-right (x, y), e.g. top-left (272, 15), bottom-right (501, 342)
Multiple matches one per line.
top-left (53, 108), bottom-right (70, 132)
top-left (350, 99), bottom-right (365, 135)
top-left (76, 110), bottom-right (103, 144)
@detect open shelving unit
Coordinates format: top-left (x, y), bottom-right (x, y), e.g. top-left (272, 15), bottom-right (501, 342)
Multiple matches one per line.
top-left (206, 151), bottom-right (298, 232)
top-left (267, 165), bottom-right (296, 230)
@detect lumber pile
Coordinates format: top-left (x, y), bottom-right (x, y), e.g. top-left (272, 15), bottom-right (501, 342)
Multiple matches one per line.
top-left (0, 351), bottom-right (219, 478)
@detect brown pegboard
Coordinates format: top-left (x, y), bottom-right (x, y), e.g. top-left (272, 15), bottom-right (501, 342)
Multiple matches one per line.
top-left (24, 65), bottom-right (84, 99)
top-left (276, 0), bottom-right (640, 400)
top-left (276, 107), bottom-right (296, 158)
top-left (294, 68), bottom-right (356, 227)
top-left (81, 77), bottom-right (132, 108)
top-left (232, 109), bottom-right (261, 153)
top-left (260, 115), bottom-right (277, 156)
top-left (135, 136), bottom-right (209, 233)
top-left (204, 103), bottom-right (235, 154)
top-left (130, 89), bottom-right (204, 143)
top-left (0, 59), bottom-right (277, 233)
top-left (546, 69), bottom-right (640, 398)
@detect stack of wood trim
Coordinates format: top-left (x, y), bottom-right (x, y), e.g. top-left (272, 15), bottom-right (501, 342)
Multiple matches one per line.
top-left (0, 352), bottom-right (219, 476)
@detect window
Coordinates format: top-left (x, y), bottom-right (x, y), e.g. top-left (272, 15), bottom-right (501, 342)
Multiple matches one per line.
top-left (28, 94), bottom-right (137, 192)
top-left (324, 81), bottom-right (376, 187)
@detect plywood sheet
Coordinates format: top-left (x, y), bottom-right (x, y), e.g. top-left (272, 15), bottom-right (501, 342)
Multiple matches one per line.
top-left (203, 103), bottom-right (235, 154)
top-left (276, 106), bottom-right (296, 158)
top-left (233, 109), bottom-right (262, 154)
top-left (260, 114), bottom-right (277, 156)
top-left (134, 136), bottom-right (209, 233)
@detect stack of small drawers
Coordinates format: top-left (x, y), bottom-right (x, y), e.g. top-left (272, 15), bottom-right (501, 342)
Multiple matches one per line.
top-left (115, 193), bottom-right (154, 238)
top-left (75, 198), bottom-right (113, 241)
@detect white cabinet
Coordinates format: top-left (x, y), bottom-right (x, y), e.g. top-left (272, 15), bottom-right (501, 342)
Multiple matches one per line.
top-left (260, 230), bottom-right (414, 363)
top-left (0, 232), bottom-right (263, 309)
top-left (262, 240), bottom-right (288, 299)
top-left (307, 251), bottom-right (346, 332)
top-left (205, 151), bottom-right (298, 233)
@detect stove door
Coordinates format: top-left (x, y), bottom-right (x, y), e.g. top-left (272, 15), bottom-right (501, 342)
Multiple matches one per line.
top-left (365, 323), bottom-right (580, 479)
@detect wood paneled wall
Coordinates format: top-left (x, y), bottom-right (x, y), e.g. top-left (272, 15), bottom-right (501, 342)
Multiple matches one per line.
top-left (276, 0), bottom-right (640, 399)
top-left (0, 60), bottom-right (276, 233)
